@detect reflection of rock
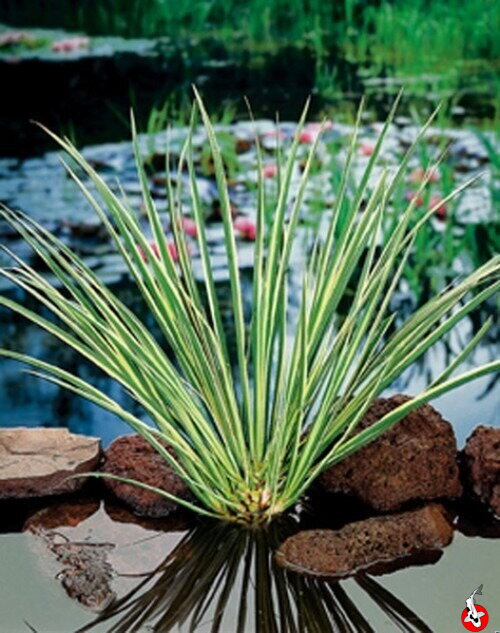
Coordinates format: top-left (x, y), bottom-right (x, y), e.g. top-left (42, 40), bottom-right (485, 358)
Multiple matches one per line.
top-left (25, 498), bottom-right (189, 612)
top-left (276, 504), bottom-right (453, 578)
top-left (455, 499), bottom-right (500, 538)
top-left (320, 395), bottom-right (462, 511)
top-left (101, 434), bottom-right (191, 518)
top-left (104, 500), bottom-right (193, 532)
top-left (55, 541), bottom-right (115, 611)
top-left (35, 528), bottom-right (116, 611)
top-left (461, 425), bottom-right (500, 517)
top-left (0, 427), bottom-right (100, 499)
top-left (81, 517), bottom-right (437, 633)
top-left (20, 494), bottom-right (192, 534)
top-left (23, 498), bottom-right (100, 531)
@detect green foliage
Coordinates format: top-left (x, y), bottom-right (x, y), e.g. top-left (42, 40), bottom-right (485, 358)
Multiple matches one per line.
top-left (3, 0), bottom-right (497, 71)
top-left (0, 94), bottom-right (498, 524)
top-left (356, 0), bottom-right (499, 72)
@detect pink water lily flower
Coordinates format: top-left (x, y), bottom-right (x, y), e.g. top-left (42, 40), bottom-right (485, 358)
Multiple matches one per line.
top-left (52, 36), bottom-right (90, 53)
top-left (430, 195), bottom-right (447, 221)
top-left (262, 164), bottom-right (278, 179)
top-left (263, 129), bottom-right (286, 139)
top-left (138, 241), bottom-right (160, 262)
top-left (181, 217), bottom-right (197, 238)
top-left (359, 143), bottom-right (375, 156)
top-left (299, 130), bottom-right (316, 144)
top-left (167, 241), bottom-right (181, 261)
top-left (0, 31), bottom-right (31, 47)
top-left (405, 191), bottom-right (423, 207)
top-left (306, 121), bottom-right (333, 133)
top-left (299, 121), bottom-right (333, 144)
top-left (234, 217), bottom-right (257, 240)
top-left (409, 166), bottom-right (440, 184)
top-left (138, 240), bottom-right (188, 263)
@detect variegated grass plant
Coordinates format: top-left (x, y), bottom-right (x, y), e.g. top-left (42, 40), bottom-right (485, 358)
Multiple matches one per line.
top-left (0, 91), bottom-right (498, 525)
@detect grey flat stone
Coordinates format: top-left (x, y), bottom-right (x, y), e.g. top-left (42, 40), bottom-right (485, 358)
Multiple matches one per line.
top-left (0, 427), bottom-right (100, 499)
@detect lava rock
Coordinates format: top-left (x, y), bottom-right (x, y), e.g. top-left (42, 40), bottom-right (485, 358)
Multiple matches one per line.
top-left (0, 427), bottom-right (100, 499)
top-left (461, 425), bottom-right (500, 517)
top-left (319, 395), bottom-right (462, 511)
top-left (276, 504), bottom-right (453, 577)
top-left (101, 434), bottom-right (190, 518)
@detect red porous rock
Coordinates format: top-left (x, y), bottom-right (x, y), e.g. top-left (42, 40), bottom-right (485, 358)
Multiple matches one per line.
top-left (319, 395), bottom-right (462, 511)
top-left (101, 434), bottom-right (190, 518)
top-left (461, 425), bottom-right (500, 517)
top-left (276, 503), bottom-right (453, 577)
top-left (0, 427), bottom-right (100, 499)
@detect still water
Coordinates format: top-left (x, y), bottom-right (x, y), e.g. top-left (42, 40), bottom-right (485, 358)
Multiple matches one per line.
top-left (0, 497), bottom-right (498, 632)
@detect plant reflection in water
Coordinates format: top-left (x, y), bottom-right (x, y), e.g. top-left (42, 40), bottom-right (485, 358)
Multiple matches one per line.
top-left (80, 518), bottom-right (434, 633)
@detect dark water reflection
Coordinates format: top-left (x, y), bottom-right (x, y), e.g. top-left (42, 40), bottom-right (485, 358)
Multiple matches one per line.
top-left (77, 518), bottom-right (434, 633)
top-left (0, 492), bottom-right (498, 633)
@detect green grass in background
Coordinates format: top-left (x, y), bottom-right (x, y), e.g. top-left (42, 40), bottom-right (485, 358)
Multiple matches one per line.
top-left (2, 0), bottom-right (498, 75)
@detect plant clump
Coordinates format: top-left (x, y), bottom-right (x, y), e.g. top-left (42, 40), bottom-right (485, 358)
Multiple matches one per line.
top-left (0, 91), bottom-right (498, 525)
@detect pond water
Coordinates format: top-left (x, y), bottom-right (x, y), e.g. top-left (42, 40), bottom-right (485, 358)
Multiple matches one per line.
top-left (0, 491), bottom-right (499, 632)
top-left (0, 118), bottom-right (498, 632)
top-left (0, 23), bottom-right (496, 156)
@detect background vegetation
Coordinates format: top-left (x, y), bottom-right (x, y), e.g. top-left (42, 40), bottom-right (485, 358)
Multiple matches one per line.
top-left (2, 0), bottom-right (498, 77)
